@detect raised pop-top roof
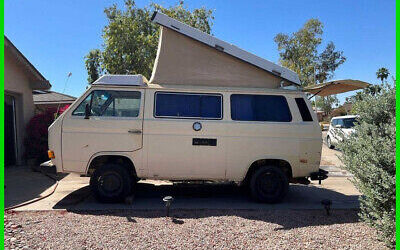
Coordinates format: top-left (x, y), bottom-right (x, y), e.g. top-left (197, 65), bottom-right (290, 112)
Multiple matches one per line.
top-left (92, 75), bottom-right (148, 86)
top-left (151, 11), bottom-right (300, 86)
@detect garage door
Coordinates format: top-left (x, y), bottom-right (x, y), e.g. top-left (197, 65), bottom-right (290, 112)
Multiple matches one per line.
top-left (5, 95), bottom-right (17, 166)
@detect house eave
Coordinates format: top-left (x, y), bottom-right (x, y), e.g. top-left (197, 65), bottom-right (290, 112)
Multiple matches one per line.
top-left (31, 80), bottom-right (51, 90)
top-left (34, 100), bottom-right (75, 105)
top-left (5, 36), bottom-right (51, 90)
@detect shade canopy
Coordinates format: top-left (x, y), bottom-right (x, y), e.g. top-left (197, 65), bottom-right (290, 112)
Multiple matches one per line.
top-left (303, 79), bottom-right (370, 97)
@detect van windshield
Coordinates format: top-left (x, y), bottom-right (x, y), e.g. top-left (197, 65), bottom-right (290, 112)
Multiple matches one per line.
top-left (343, 118), bottom-right (357, 128)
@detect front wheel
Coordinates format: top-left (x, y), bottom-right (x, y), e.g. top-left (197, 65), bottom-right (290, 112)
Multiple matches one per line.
top-left (90, 163), bottom-right (132, 203)
top-left (250, 166), bottom-right (289, 203)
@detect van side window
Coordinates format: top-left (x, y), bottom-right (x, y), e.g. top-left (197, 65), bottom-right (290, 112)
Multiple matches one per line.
top-left (295, 98), bottom-right (313, 122)
top-left (231, 94), bottom-right (292, 122)
top-left (72, 90), bottom-right (141, 117)
top-left (154, 92), bottom-right (222, 119)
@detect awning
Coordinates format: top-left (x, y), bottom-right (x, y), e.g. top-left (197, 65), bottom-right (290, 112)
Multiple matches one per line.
top-left (303, 79), bottom-right (370, 97)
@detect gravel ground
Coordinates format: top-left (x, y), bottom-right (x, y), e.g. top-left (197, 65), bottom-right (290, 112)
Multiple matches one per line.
top-left (5, 209), bottom-right (385, 250)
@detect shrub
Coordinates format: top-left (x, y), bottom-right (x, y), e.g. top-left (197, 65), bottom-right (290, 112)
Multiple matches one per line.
top-left (339, 83), bottom-right (395, 248)
top-left (24, 105), bottom-right (70, 163)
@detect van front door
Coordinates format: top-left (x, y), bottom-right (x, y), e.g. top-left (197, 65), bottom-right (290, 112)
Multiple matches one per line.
top-left (61, 89), bottom-right (144, 173)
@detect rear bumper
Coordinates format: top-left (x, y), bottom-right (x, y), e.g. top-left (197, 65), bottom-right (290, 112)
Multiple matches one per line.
top-left (310, 169), bottom-right (328, 181)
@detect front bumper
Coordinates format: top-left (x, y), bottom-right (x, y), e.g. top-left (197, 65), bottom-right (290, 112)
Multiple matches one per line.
top-left (310, 169), bottom-right (329, 181)
top-left (40, 160), bottom-right (55, 168)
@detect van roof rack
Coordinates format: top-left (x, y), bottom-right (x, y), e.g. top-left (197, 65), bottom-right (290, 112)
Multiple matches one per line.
top-left (92, 75), bottom-right (148, 86)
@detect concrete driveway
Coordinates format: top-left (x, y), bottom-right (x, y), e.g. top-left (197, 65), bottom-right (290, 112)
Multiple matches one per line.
top-left (321, 131), bottom-right (343, 167)
top-left (13, 174), bottom-right (358, 211)
top-left (8, 132), bottom-right (357, 211)
top-left (5, 166), bottom-right (56, 208)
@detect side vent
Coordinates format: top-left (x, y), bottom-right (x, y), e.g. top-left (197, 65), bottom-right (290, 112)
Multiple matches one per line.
top-left (170, 25), bottom-right (180, 31)
top-left (215, 44), bottom-right (224, 52)
top-left (272, 70), bottom-right (282, 76)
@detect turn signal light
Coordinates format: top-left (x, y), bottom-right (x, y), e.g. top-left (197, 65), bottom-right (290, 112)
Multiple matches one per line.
top-left (48, 150), bottom-right (55, 159)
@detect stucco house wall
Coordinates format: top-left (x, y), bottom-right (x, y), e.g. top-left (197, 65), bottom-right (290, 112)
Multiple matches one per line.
top-left (4, 36), bottom-right (51, 165)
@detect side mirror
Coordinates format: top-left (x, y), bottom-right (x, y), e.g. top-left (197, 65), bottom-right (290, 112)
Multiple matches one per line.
top-left (84, 103), bottom-right (91, 119)
top-left (335, 124), bottom-right (342, 128)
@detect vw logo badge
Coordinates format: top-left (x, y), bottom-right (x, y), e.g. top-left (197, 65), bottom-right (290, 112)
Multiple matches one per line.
top-left (193, 122), bottom-right (202, 131)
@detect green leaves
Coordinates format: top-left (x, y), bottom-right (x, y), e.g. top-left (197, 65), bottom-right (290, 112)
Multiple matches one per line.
top-left (85, 0), bottom-right (214, 84)
top-left (315, 95), bottom-right (339, 114)
top-left (339, 83), bottom-right (395, 248)
top-left (316, 42), bottom-right (346, 83)
top-left (101, 2), bottom-right (158, 77)
top-left (376, 67), bottom-right (390, 83)
top-left (85, 49), bottom-right (102, 84)
top-left (152, 2), bottom-right (214, 35)
top-left (274, 19), bottom-right (346, 86)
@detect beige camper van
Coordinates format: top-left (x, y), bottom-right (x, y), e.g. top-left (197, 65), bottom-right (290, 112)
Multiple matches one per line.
top-left (46, 12), bottom-right (327, 203)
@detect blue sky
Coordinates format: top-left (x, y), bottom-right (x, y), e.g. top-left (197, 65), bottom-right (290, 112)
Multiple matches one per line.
top-left (5, 0), bottom-right (395, 103)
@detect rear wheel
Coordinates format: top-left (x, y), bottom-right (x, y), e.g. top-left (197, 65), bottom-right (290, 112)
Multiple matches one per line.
top-left (327, 136), bottom-right (334, 149)
top-left (90, 163), bottom-right (132, 203)
top-left (250, 166), bottom-right (289, 203)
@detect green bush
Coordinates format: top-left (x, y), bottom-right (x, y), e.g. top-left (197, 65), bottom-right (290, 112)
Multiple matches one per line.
top-left (339, 83), bottom-right (395, 248)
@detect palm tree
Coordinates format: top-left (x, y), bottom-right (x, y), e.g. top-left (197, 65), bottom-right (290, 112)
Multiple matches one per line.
top-left (376, 67), bottom-right (389, 83)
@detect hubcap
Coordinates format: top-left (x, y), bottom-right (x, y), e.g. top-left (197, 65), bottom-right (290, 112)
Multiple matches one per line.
top-left (99, 172), bottom-right (122, 195)
top-left (256, 171), bottom-right (281, 197)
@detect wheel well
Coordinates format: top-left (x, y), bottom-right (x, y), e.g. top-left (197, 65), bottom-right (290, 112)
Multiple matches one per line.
top-left (87, 155), bottom-right (136, 177)
top-left (242, 159), bottom-right (293, 186)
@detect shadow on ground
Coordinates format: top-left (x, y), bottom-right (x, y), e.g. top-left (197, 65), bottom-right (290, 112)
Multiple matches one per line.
top-left (53, 181), bottom-right (360, 229)
top-left (5, 166), bottom-right (68, 208)
top-left (68, 208), bottom-right (360, 230)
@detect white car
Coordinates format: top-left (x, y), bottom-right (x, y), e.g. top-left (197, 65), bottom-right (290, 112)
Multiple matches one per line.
top-left (326, 115), bottom-right (358, 149)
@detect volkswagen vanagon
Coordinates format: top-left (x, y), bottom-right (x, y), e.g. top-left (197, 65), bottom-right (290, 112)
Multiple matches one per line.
top-left (46, 12), bottom-right (327, 204)
top-left (47, 75), bottom-right (327, 203)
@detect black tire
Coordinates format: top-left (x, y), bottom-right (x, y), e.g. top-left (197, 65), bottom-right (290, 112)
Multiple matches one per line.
top-left (250, 166), bottom-right (289, 203)
top-left (327, 136), bottom-right (334, 149)
top-left (90, 163), bottom-right (132, 203)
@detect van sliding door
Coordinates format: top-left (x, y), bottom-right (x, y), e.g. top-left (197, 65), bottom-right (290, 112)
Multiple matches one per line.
top-left (145, 91), bottom-right (226, 180)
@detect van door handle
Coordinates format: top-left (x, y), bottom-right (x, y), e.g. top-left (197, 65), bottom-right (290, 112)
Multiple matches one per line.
top-left (128, 129), bottom-right (142, 134)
